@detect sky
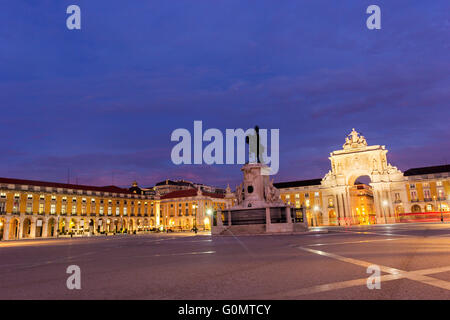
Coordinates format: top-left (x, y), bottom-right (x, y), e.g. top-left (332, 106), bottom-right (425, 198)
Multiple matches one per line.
top-left (0, 1), bottom-right (449, 189)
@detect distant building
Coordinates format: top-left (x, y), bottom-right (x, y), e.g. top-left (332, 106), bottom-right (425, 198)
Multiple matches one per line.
top-left (146, 179), bottom-right (225, 196)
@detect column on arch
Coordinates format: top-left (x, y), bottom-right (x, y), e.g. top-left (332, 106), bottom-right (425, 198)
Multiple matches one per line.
top-left (336, 192), bottom-right (345, 225)
top-left (372, 187), bottom-right (384, 224)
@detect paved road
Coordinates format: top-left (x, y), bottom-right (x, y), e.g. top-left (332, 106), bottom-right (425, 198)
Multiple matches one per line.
top-left (1, 223), bottom-right (450, 299)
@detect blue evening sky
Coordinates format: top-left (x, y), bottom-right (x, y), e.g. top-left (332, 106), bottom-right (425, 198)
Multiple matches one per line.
top-left (0, 1), bottom-right (449, 188)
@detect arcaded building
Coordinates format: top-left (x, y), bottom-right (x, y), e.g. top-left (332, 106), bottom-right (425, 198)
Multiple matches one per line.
top-left (0, 178), bottom-right (232, 240)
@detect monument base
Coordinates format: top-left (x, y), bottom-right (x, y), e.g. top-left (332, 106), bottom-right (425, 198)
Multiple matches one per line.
top-left (212, 205), bottom-right (308, 235)
top-left (213, 162), bottom-right (309, 235)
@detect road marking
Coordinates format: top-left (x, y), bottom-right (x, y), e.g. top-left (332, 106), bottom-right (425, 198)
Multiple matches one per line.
top-left (305, 233), bottom-right (346, 237)
top-left (332, 229), bottom-right (410, 237)
top-left (306, 238), bottom-right (400, 247)
top-left (278, 247), bottom-right (450, 297)
top-left (135, 250), bottom-right (216, 258)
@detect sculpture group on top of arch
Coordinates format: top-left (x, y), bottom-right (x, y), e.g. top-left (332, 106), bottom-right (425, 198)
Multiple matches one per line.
top-left (322, 129), bottom-right (404, 188)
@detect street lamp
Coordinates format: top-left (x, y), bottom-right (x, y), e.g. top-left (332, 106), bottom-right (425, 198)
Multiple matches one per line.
top-left (192, 204), bottom-right (198, 234)
top-left (382, 200), bottom-right (388, 224)
top-left (313, 205), bottom-right (319, 227)
top-left (205, 208), bottom-right (213, 231)
top-left (433, 196), bottom-right (443, 223)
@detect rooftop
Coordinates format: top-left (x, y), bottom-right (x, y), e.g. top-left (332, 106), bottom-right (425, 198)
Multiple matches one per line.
top-left (160, 188), bottom-right (225, 200)
top-left (404, 164), bottom-right (450, 176)
top-left (0, 177), bottom-right (133, 194)
top-left (274, 178), bottom-right (322, 189)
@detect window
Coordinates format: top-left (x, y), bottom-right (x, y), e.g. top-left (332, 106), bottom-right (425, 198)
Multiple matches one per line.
top-left (62, 204), bottom-right (66, 214)
top-left (437, 181), bottom-right (443, 187)
top-left (295, 201), bottom-right (300, 208)
top-left (438, 189), bottom-right (445, 198)
top-left (0, 193), bottom-right (6, 199)
top-left (305, 199), bottom-right (310, 208)
top-left (13, 194), bottom-right (20, 213)
top-left (50, 204), bottom-right (56, 214)
top-left (108, 206), bottom-right (112, 215)
top-left (424, 189), bottom-right (431, 199)
top-left (328, 198), bottom-right (334, 207)
top-left (314, 192), bottom-right (319, 197)
top-left (100, 206), bottom-right (104, 215)
top-left (411, 190), bottom-right (418, 200)
top-left (295, 194), bottom-right (300, 199)
top-left (0, 202), bottom-right (6, 213)
top-left (123, 207), bottom-right (127, 216)
top-left (410, 184), bottom-right (416, 189)
top-left (26, 202), bottom-right (32, 214)
top-left (72, 205), bottom-right (77, 215)
top-left (395, 193), bottom-right (400, 201)
top-left (116, 207), bottom-right (120, 216)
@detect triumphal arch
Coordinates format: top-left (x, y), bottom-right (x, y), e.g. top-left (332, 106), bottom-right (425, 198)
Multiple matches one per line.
top-left (320, 129), bottom-right (405, 225)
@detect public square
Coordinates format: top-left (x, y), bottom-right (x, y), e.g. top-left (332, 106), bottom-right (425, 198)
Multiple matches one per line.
top-left (1, 223), bottom-right (450, 299)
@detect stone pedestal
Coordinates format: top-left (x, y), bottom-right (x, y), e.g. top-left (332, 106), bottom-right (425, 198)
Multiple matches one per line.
top-left (212, 163), bottom-right (308, 235)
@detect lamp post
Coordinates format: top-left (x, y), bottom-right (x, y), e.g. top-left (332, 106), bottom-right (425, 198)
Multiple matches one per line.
top-left (313, 205), bottom-right (319, 227)
top-left (433, 196), bottom-right (443, 223)
top-left (206, 208), bottom-right (212, 231)
top-left (382, 200), bottom-right (388, 225)
top-left (192, 204), bottom-right (198, 234)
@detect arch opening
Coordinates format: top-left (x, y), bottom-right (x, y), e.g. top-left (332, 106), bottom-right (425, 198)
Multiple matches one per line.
top-left (350, 175), bottom-right (375, 225)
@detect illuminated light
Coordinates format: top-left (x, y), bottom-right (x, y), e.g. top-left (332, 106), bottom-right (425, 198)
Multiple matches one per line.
top-left (204, 217), bottom-right (210, 225)
top-left (313, 206), bottom-right (319, 211)
top-left (382, 200), bottom-right (388, 207)
top-left (206, 209), bottom-right (212, 215)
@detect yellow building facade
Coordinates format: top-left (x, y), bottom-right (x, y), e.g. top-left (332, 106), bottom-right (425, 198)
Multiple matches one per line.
top-left (0, 178), bottom-right (232, 240)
